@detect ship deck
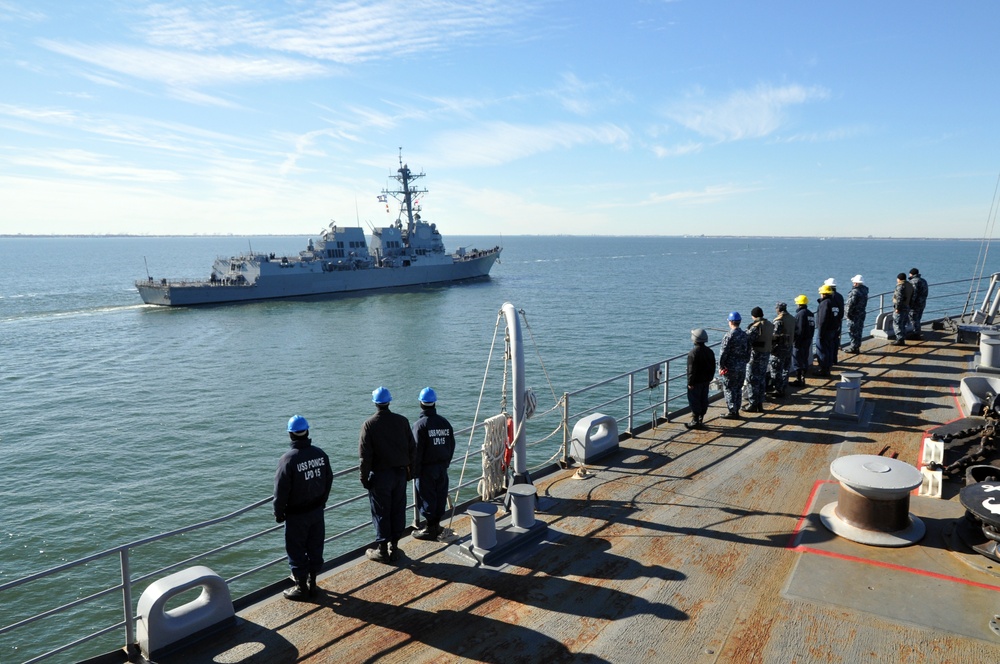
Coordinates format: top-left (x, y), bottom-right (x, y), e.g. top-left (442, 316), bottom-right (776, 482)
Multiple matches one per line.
top-left (160, 331), bottom-right (1000, 663)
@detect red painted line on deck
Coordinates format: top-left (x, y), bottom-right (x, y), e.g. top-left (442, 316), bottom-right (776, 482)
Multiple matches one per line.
top-left (951, 385), bottom-right (965, 417)
top-left (790, 544), bottom-right (1000, 593)
top-left (786, 479), bottom-right (836, 549)
top-left (788, 479), bottom-right (1000, 593)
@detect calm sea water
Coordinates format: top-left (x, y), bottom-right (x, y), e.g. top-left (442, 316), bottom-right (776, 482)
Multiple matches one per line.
top-left (0, 234), bottom-right (987, 660)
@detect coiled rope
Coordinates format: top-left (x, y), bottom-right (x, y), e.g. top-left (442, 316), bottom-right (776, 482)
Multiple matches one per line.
top-left (478, 414), bottom-right (509, 501)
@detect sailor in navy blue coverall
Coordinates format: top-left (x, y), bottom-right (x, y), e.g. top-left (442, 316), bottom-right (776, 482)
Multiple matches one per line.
top-left (411, 387), bottom-right (456, 541)
top-left (274, 415), bottom-right (332, 600)
top-left (360, 387), bottom-right (416, 563)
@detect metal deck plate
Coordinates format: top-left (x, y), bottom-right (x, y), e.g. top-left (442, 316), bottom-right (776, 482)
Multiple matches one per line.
top-left (785, 482), bottom-right (1000, 643)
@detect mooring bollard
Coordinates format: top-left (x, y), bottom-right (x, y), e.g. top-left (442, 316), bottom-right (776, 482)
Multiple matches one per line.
top-left (981, 337), bottom-right (1000, 370)
top-left (840, 371), bottom-right (865, 388)
top-left (820, 454), bottom-right (924, 547)
top-left (833, 383), bottom-right (860, 416)
top-left (468, 502), bottom-right (498, 550)
top-left (508, 483), bottom-right (537, 529)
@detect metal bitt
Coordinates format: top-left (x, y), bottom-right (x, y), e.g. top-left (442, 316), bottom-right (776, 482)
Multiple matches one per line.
top-left (508, 484), bottom-right (538, 529)
top-left (840, 371), bottom-right (865, 388)
top-left (831, 371), bottom-right (866, 419)
top-left (468, 503), bottom-right (498, 550)
top-left (820, 454), bottom-right (925, 547)
top-left (981, 337), bottom-right (1000, 371)
top-left (832, 383), bottom-right (861, 418)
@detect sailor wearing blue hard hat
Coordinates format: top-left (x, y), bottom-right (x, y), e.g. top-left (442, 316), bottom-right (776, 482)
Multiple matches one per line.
top-left (359, 387), bottom-right (415, 563)
top-left (718, 311), bottom-right (750, 420)
top-left (418, 386), bottom-right (437, 404)
top-left (273, 415), bottom-right (332, 600)
top-left (411, 387), bottom-right (456, 541)
top-left (372, 386), bottom-right (392, 404)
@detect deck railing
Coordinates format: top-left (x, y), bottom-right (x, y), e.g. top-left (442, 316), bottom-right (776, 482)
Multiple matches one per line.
top-left (557, 275), bottom-right (993, 447)
top-left (0, 275), bottom-right (991, 664)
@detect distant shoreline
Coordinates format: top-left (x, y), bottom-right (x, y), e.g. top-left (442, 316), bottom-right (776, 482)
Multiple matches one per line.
top-left (0, 234), bottom-right (984, 241)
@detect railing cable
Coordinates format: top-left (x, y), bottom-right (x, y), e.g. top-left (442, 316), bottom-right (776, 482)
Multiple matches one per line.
top-left (448, 309), bottom-right (503, 530)
top-left (964, 170), bottom-right (1000, 317)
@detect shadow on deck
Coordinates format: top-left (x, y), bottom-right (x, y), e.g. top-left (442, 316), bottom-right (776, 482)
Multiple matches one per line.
top-left (159, 331), bottom-right (1000, 663)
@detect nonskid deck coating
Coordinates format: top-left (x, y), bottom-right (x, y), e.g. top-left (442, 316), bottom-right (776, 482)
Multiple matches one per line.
top-left (161, 333), bottom-right (1000, 663)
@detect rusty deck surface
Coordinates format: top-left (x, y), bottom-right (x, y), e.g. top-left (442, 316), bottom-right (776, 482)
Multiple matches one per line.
top-left (162, 332), bottom-right (1000, 664)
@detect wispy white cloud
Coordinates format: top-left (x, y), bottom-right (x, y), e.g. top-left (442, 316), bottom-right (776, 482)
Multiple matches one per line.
top-left (0, 102), bottom-right (263, 158)
top-left (276, 127), bottom-right (352, 175)
top-left (35, 2), bottom-right (531, 106)
top-left (0, 1), bottom-right (45, 22)
top-left (428, 121), bottom-right (631, 167)
top-left (666, 83), bottom-right (830, 141)
top-left (652, 142), bottom-right (702, 158)
top-left (134, 0), bottom-right (527, 64)
top-left (778, 126), bottom-right (866, 143)
top-left (643, 183), bottom-right (759, 206)
top-left (80, 72), bottom-right (130, 89)
top-left (9, 148), bottom-right (183, 182)
top-left (548, 72), bottom-right (627, 116)
top-left (38, 39), bottom-right (328, 88)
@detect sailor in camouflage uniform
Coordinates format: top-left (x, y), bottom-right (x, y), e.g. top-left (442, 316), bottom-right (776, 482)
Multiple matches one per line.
top-left (908, 268), bottom-right (929, 340)
top-left (743, 307), bottom-right (773, 413)
top-left (845, 275), bottom-right (869, 354)
top-left (892, 273), bottom-right (913, 346)
top-left (769, 302), bottom-right (794, 398)
top-left (718, 312), bottom-right (750, 420)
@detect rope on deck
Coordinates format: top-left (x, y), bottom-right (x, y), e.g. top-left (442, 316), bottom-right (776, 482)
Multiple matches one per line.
top-left (478, 414), bottom-right (509, 501)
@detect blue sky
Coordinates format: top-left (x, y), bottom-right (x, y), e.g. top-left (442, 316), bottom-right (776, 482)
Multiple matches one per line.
top-left (2, 1), bottom-right (998, 237)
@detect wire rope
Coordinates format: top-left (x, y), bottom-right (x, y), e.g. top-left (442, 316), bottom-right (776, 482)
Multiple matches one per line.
top-left (447, 310), bottom-right (503, 529)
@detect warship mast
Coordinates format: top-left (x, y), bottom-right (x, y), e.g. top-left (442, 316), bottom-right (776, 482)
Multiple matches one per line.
top-left (383, 148), bottom-right (428, 247)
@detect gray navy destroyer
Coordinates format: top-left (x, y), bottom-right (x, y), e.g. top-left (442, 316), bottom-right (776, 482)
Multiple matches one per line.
top-left (135, 155), bottom-right (501, 306)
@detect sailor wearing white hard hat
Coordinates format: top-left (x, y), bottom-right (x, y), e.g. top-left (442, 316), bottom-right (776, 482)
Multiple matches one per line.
top-left (845, 275), bottom-right (870, 354)
top-left (822, 278), bottom-right (845, 364)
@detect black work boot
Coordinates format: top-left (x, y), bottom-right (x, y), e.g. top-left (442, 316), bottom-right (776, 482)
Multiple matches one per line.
top-left (283, 575), bottom-right (309, 600)
top-left (413, 522), bottom-right (437, 540)
top-left (366, 542), bottom-right (390, 563)
top-left (388, 540), bottom-right (402, 562)
top-left (308, 572), bottom-right (318, 597)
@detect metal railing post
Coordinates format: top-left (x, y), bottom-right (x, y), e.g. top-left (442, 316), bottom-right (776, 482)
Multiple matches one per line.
top-left (561, 392), bottom-right (570, 465)
top-left (663, 360), bottom-right (670, 421)
top-left (627, 373), bottom-right (635, 434)
top-left (121, 548), bottom-right (139, 661)
top-left (411, 483), bottom-right (421, 528)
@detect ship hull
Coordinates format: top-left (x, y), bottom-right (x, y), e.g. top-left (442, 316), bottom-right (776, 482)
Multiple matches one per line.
top-left (136, 251), bottom-right (499, 306)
